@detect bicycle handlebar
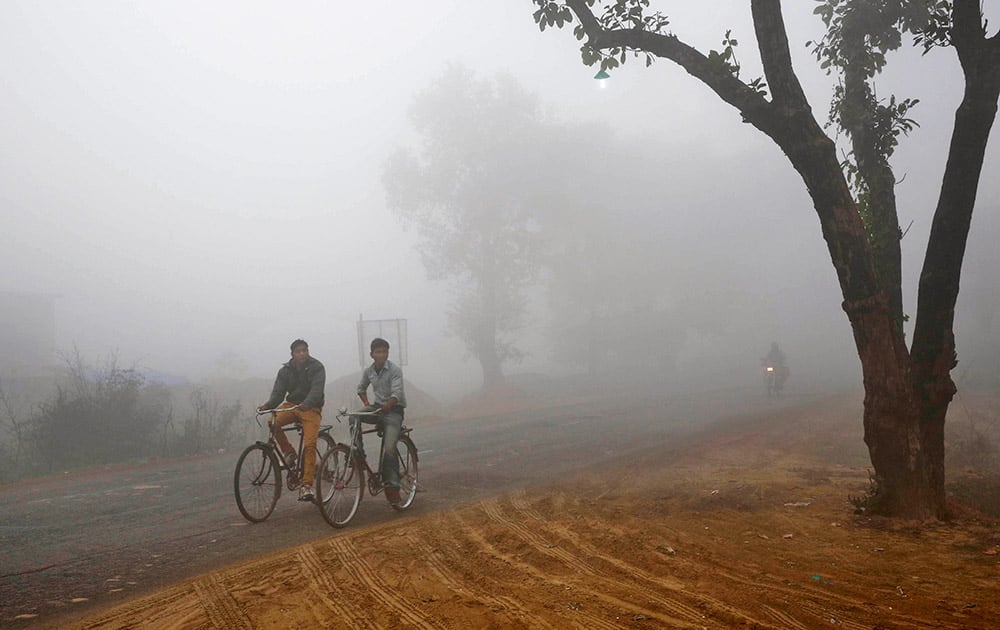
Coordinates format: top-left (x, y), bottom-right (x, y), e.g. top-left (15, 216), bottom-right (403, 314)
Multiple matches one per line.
top-left (335, 406), bottom-right (383, 419)
top-left (256, 405), bottom-right (300, 416)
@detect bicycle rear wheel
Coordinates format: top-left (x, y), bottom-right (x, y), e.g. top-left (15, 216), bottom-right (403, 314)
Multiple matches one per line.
top-left (392, 436), bottom-right (418, 511)
top-left (234, 444), bottom-right (281, 523)
top-left (316, 444), bottom-right (364, 527)
top-left (317, 433), bottom-right (335, 458)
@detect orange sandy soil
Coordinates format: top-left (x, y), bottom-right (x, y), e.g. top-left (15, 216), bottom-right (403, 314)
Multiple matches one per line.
top-left (59, 393), bottom-right (1000, 629)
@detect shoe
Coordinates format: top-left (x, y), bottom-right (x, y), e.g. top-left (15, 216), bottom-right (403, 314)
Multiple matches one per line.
top-left (298, 486), bottom-right (315, 502)
top-left (283, 451), bottom-right (297, 470)
top-left (385, 486), bottom-right (401, 506)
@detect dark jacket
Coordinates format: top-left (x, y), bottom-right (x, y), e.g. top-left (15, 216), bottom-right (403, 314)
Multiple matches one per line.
top-left (263, 356), bottom-right (326, 409)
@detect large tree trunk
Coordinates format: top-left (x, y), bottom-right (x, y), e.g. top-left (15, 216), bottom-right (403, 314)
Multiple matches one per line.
top-left (476, 244), bottom-right (506, 390)
top-left (856, 312), bottom-right (947, 519)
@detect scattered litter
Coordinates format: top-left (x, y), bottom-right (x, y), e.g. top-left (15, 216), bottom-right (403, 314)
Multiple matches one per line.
top-left (874, 547), bottom-right (885, 552)
top-left (783, 501), bottom-right (811, 507)
top-left (656, 544), bottom-right (676, 555)
top-left (782, 533), bottom-right (794, 539)
top-left (758, 534), bottom-right (770, 540)
top-left (896, 586), bottom-right (907, 597)
top-left (710, 489), bottom-right (719, 495)
top-left (14, 614), bottom-right (38, 620)
top-left (70, 598), bottom-right (89, 604)
top-left (633, 614), bottom-right (647, 621)
top-left (983, 548), bottom-right (998, 556)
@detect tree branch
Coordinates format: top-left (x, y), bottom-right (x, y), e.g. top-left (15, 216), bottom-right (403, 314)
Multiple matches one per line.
top-left (911, 0), bottom-right (1000, 397)
top-left (750, 0), bottom-right (808, 106)
top-left (565, 0), bottom-right (774, 131)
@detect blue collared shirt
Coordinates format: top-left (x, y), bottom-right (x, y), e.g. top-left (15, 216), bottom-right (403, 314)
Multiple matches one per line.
top-left (357, 359), bottom-right (406, 408)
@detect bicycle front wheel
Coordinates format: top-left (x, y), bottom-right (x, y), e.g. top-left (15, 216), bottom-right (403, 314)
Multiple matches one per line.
top-left (316, 444), bottom-right (363, 528)
top-left (234, 443), bottom-right (281, 523)
top-left (393, 436), bottom-right (418, 511)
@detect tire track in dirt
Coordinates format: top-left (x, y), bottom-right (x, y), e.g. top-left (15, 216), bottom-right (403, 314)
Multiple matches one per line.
top-left (503, 492), bottom-right (768, 628)
top-left (707, 565), bottom-right (884, 629)
top-left (326, 537), bottom-right (441, 629)
top-left (451, 509), bottom-right (669, 629)
top-left (192, 574), bottom-right (252, 630)
top-left (761, 604), bottom-right (811, 630)
top-left (295, 546), bottom-right (372, 629)
top-left (479, 499), bottom-right (596, 574)
top-left (401, 531), bottom-right (549, 628)
top-left (66, 587), bottom-right (193, 629)
top-left (482, 497), bottom-right (754, 628)
top-left (509, 488), bottom-right (545, 520)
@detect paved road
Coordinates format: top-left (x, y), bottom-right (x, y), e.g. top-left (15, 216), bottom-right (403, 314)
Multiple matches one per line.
top-left (0, 386), bottom-right (813, 626)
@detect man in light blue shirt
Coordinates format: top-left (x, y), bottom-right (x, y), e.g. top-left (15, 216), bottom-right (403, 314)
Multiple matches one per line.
top-left (357, 337), bottom-right (407, 505)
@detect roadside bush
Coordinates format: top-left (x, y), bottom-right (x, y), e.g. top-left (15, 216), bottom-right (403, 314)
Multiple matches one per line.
top-left (29, 353), bottom-right (171, 472)
top-left (2, 353), bottom-right (250, 479)
top-left (165, 388), bottom-right (244, 456)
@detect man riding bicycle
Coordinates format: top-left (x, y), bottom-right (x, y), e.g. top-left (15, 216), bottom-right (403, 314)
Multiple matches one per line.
top-left (257, 339), bottom-right (326, 502)
top-left (356, 337), bottom-right (407, 505)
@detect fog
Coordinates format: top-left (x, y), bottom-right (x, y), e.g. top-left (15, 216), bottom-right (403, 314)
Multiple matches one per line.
top-left (2, 1), bottom-right (998, 401)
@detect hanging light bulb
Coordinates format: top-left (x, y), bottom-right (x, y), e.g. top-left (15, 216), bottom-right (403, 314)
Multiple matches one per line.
top-left (593, 69), bottom-right (610, 89)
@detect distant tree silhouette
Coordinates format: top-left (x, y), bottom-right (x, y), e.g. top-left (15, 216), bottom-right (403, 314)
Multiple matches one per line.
top-left (384, 66), bottom-right (547, 389)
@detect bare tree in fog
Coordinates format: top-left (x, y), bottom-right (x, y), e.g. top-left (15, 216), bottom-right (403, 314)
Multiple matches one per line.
top-left (0, 381), bottom-right (29, 481)
top-left (534, 0), bottom-right (1000, 519)
top-left (384, 67), bottom-right (547, 389)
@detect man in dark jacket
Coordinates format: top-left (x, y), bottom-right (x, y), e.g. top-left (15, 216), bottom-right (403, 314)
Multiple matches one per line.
top-left (258, 339), bottom-right (326, 501)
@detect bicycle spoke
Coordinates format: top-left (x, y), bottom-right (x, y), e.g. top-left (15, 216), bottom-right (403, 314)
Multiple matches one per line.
top-left (316, 444), bottom-right (363, 528)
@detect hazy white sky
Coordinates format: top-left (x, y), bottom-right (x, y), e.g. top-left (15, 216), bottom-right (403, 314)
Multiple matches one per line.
top-left (1, 1), bottom-right (996, 394)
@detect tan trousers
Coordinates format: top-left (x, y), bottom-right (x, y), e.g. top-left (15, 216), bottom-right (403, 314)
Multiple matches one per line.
top-left (270, 402), bottom-right (322, 486)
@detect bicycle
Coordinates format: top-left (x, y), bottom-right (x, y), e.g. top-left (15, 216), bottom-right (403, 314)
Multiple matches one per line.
top-left (233, 406), bottom-right (336, 523)
top-left (315, 407), bottom-right (419, 528)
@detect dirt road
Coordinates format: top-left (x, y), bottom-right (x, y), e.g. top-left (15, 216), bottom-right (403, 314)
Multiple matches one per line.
top-left (2, 385), bottom-right (803, 627)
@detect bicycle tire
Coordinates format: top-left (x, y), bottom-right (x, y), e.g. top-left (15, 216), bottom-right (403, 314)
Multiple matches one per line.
top-left (392, 436), bottom-right (418, 511)
top-left (316, 444), bottom-right (364, 528)
top-left (318, 433), bottom-right (335, 456)
top-left (234, 443), bottom-right (281, 523)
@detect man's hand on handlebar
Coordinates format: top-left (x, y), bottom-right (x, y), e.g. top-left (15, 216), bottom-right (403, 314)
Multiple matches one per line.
top-left (256, 404), bottom-right (300, 414)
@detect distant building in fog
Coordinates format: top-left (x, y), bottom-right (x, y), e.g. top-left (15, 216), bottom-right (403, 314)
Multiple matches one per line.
top-left (0, 291), bottom-right (56, 378)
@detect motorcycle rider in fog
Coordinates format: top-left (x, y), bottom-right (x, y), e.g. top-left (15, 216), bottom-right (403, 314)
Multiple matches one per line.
top-left (761, 342), bottom-right (789, 394)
